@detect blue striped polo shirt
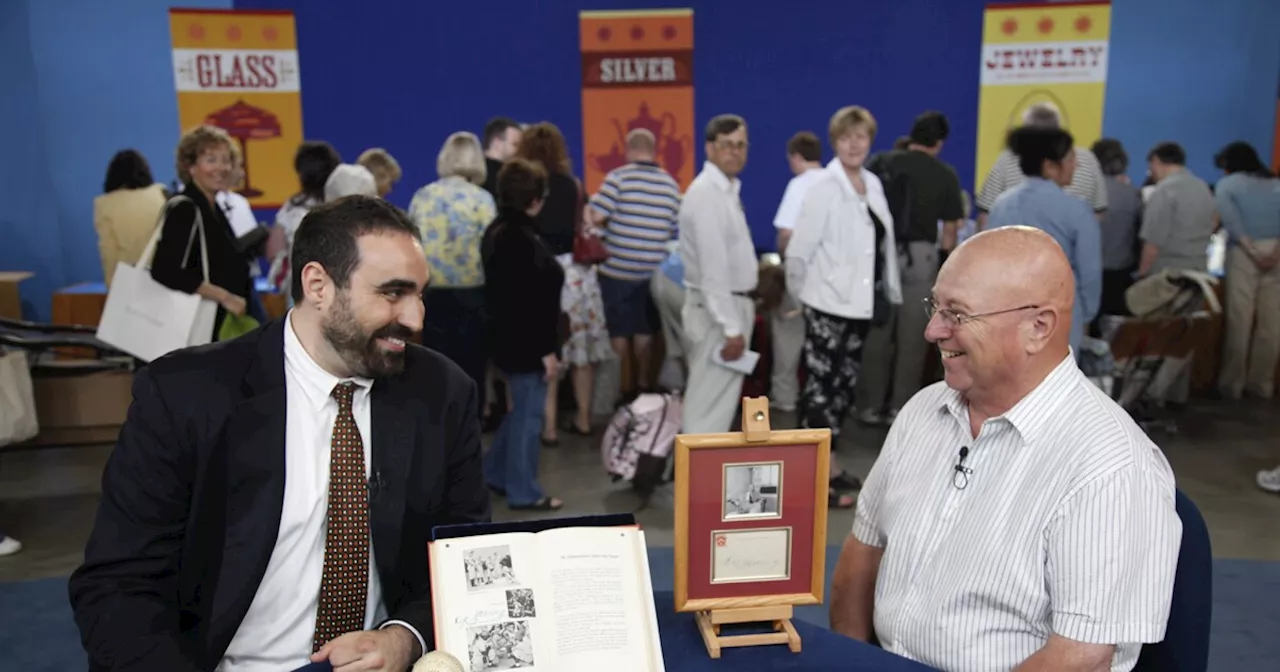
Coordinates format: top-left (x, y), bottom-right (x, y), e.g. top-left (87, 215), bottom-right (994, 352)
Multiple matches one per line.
top-left (589, 161), bottom-right (682, 281)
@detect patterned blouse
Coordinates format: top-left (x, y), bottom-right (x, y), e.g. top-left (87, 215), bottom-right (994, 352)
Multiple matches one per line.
top-left (408, 176), bottom-right (497, 288)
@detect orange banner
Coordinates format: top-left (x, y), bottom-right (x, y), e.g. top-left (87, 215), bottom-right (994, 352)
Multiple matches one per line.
top-left (170, 9), bottom-right (304, 210)
top-left (580, 8), bottom-right (695, 194)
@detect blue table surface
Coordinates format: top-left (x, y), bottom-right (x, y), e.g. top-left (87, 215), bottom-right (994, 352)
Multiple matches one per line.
top-left (59, 278), bottom-right (277, 295)
top-left (653, 591), bottom-right (936, 671)
top-left (292, 591), bottom-right (937, 672)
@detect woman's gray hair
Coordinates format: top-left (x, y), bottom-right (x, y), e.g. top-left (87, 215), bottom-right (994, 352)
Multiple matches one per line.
top-left (437, 131), bottom-right (487, 185)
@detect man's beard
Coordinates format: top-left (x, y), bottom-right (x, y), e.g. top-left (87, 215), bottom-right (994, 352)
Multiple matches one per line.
top-left (321, 291), bottom-right (414, 379)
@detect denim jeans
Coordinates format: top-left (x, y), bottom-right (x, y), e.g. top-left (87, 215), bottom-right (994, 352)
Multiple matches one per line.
top-left (483, 371), bottom-right (547, 506)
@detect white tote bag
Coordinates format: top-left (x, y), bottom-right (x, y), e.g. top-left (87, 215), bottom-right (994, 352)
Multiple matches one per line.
top-left (0, 349), bottom-right (38, 447)
top-left (96, 197), bottom-right (219, 362)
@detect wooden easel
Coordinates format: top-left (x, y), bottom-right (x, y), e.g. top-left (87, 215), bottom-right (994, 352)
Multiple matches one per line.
top-left (693, 398), bottom-right (803, 658)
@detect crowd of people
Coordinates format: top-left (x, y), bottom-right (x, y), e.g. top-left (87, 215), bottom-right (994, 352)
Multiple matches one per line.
top-left (41, 94), bottom-right (1278, 672)
top-left (76, 101), bottom-right (1280, 520)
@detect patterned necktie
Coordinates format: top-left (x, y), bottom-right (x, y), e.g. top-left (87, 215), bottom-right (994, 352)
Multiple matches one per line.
top-left (312, 381), bottom-right (370, 652)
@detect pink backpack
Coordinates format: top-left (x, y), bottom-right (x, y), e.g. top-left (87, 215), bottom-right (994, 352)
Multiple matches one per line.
top-left (601, 392), bottom-right (683, 496)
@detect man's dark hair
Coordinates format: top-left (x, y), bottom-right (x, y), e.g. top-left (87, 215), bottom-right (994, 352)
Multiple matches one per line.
top-left (892, 135), bottom-right (911, 151)
top-left (1091, 138), bottom-right (1129, 176)
top-left (290, 196), bottom-right (420, 302)
top-left (704, 114), bottom-right (746, 143)
top-left (292, 141), bottom-right (342, 205)
top-left (786, 132), bottom-right (821, 163)
top-left (103, 149), bottom-right (155, 193)
top-left (496, 158), bottom-right (548, 212)
top-left (1214, 141), bottom-right (1273, 177)
top-left (483, 117), bottom-right (520, 149)
top-left (909, 111), bottom-right (950, 148)
top-left (1147, 142), bottom-right (1186, 167)
top-left (1007, 127), bottom-right (1075, 177)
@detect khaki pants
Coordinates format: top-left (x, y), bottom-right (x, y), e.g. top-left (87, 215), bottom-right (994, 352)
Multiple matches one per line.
top-left (769, 293), bottom-right (805, 410)
top-left (857, 242), bottom-right (937, 413)
top-left (1219, 241), bottom-right (1280, 398)
top-left (681, 291), bottom-right (755, 434)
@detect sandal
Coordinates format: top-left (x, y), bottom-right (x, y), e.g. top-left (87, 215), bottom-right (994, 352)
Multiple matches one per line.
top-left (540, 433), bottom-right (560, 447)
top-left (828, 488), bottom-right (855, 509)
top-left (561, 420), bottom-right (593, 437)
top-left (830, 472), bottom-right (863, 492)
top-left (510, 497), bottom-right (564, 511)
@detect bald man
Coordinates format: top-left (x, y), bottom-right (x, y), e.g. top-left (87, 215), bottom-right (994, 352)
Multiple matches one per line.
top-left (830, 227), bottom-right (1180, 672)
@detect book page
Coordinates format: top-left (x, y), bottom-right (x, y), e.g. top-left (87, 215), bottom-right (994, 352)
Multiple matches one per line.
top-left (535, 527), bottom-right (661, 671)
top-left (431, 532), bottom-right (551, 671)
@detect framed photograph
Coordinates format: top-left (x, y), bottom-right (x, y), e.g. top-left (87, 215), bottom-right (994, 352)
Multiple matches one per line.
top-left (673, 400), bottom-right (831, 613)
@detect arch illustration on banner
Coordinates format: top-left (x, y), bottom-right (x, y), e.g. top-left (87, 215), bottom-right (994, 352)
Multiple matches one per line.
top-left (170, 9), bottom-right (304, 210)
top-left (580, 8), bottom-right (695, 194)
top-left (974, 1), bottom-right (1112, 193)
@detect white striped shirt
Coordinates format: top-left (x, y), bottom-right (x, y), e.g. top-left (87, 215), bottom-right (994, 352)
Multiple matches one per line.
top-left (977, 147), bottom-right (1108, 214)
top-left (853, 354), bottom-right (1181, 672)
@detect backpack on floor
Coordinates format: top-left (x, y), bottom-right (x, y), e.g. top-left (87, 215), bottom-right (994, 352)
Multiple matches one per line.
top-left (601, 392), bottom-right (683, 496)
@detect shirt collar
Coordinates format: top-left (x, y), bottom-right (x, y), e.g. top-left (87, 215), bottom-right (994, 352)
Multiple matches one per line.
top-left (700, 161), bottom-right (740, 195)
top-left (939, 351), bottom-right (1081, 445)
top-left (284, 309), bottom-right (373, 412)
top-left (824, 158), bottom-right (868, 200)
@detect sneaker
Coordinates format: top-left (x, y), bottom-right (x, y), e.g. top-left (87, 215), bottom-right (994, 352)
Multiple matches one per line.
top-left (0, 535), bottom-right (22, 557)
top-left (1257, 467), bottom-right (1280, 494)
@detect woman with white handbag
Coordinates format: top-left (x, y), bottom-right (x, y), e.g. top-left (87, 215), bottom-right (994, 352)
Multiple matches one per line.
top-left (150, 125), bottom-right (254, 340)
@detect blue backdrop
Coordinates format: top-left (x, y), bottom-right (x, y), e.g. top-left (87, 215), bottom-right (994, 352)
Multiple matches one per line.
top-left (2, 0), bottom-right (1278, 321)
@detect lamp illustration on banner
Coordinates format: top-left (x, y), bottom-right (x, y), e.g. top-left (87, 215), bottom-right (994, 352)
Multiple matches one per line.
top-left (204, 99), bottom-right (282, 198)
top-left (590, 101), bottom-right (693, 179)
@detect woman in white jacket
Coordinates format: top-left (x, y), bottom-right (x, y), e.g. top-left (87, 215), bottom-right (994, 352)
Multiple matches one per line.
top-left (785, 106), bottom-right (903, 506)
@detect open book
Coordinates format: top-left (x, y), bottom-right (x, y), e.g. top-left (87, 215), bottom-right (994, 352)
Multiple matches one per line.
top-left (429, 526), bottom-right (665, 671)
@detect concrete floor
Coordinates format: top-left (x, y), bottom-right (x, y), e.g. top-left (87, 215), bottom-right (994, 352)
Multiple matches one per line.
top-left (1, 397), bottom-right (1278, 584)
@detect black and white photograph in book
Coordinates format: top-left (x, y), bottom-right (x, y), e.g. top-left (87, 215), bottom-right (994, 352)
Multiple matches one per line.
top-left (464, 545), bottom-right (518, 591)
top-left (506, 588), bottom-right (536, 618)
top-left (467, 620), bottom-right (535, 671)
top-left (722, 462), bottom-right (782, 520)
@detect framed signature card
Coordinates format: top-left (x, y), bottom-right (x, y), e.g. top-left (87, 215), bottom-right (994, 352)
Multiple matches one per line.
top-left (673, 405), bottom-right (831, 612)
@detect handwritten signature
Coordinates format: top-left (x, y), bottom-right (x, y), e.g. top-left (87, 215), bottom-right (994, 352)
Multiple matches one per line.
top-left (718, 553), bottom-right (783, 572)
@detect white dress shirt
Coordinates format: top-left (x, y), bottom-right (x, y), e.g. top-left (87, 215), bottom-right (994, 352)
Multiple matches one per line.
top-left (854, 354), bottom-right (1181, 672)
top-left (772, 166), bottom-right (826, 230)
top-left (679, 161), bottom-right (758, 337)
top-left (218, 313), bottom-right (424, 671)
top-left (784, 160), bottom-right (902, 320)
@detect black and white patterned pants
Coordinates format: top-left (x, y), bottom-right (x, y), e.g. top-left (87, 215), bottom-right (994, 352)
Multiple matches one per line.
top-left (800, 305), bottom-right (870, 439)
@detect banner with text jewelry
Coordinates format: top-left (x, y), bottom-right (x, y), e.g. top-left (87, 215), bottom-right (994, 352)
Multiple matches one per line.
top-left (974, 1), bottom-right (1111, 190)
top-left (580, 8), bottom-right (695, 194)
top-left (170, 8), bottom-right (304, 210)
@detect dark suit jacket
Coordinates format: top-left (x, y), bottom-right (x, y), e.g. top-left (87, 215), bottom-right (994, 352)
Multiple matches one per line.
top-left (68, 318), bottom-right (491, 671)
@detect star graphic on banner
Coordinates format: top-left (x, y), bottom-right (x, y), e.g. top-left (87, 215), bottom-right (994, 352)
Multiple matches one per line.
top-left (1038, 17), bottom-right (1054, 34)
top-left (597, 26), bottom-right (612, 42)
top-left (1001, 18), bottom-right (1018, 35)
top-left (630, 25), bottom-right (645, 40)
top-left (662, 24), bottom-right (677, 40)
top-left (1075, 15), bottom-right (1093, 33)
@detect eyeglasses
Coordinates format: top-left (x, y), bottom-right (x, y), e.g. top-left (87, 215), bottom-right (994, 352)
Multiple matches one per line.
top-left (923, 298), bottom-right (1038, 328)
top-left (714, 140), bottom-right (749, 152)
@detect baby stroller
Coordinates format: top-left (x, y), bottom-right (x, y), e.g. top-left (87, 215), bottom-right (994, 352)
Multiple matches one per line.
top-left (1084, 270), bottom-right (1221, 434)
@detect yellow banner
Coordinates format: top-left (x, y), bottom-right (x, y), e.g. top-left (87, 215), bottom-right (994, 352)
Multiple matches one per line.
top-left (170, 9), bottom-right (304, 210)
top-left (974, 1), bottom-right (1112, 187)
top-left (580, 8), bottom-right (695, 194)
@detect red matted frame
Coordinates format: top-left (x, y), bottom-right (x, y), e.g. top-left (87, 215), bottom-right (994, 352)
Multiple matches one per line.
top-left (673, 426), bottom-right (831, 612)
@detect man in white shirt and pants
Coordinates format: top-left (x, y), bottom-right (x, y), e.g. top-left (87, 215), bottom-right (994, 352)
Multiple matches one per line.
top-left (770, 131), bottom-right (826, 412)
top-left (680, 115), bottom-right (758, 434)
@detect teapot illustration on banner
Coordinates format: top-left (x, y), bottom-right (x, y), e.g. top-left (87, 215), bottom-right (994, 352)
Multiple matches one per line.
top-left (589, 101), bottom-right (692, 180)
